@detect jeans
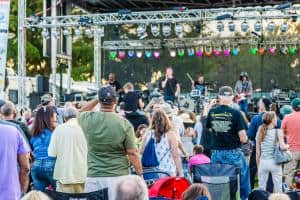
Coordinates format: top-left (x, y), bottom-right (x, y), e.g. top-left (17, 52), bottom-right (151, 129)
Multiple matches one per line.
top-left (258, 159), bottom-right (282, 193)
top-left (31, 159), bottom-right (56, 192)
top-left (212, 149), bottom-right (251, 200)
top-left (239, 99), bottom-right (248, 113)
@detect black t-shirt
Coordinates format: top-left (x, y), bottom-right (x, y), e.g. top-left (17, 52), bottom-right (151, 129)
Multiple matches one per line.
top-left (160, 78), bottom-right (178, 97)
top-left (109, 81), bottom-right (122, 92)
top-left (123, 91), bottom-right (141, 112)
top-left (206, 105), bottom-right (245, 150)
top-left (125, 112), bottom-right (149, 131)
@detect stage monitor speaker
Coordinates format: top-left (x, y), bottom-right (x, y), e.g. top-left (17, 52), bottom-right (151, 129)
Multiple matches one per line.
top-left (29, 92), bottom-right (41, 111)
top-left (8, 90), bottom-right (18, 104)
top-left (36, 75), bottom-right (49, 94)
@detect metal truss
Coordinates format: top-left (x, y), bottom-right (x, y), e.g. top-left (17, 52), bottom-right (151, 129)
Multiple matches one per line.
top-left (103, 39), bottom-right (161, 50)
top-left (25, 5), bottom-right (300, 28)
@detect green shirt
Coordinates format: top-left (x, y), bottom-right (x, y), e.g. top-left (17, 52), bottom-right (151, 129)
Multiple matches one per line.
top-left (78, 111), bottom-right (136, 177)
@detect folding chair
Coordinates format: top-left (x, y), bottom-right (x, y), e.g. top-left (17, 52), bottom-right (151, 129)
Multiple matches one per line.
top-left (45, 188), bottom-right (109, 200)
top-left (191, 163), bottom-right (240, 200)
top-left (142, 168), bottom-right (171, 187)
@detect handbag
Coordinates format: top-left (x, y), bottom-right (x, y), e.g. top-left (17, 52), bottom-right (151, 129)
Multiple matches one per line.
top-left (274, 129), bottom-right (293, 164)
top-left (142, 133), bottom-right (159, 167)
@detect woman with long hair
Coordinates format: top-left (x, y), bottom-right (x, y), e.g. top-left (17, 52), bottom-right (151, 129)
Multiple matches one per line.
top-left (141, 110), bottom-right (183, 176)
top-left (256, 111), bottom-right (289, 193)
top-left (30, 106), bottom-right (57, 192)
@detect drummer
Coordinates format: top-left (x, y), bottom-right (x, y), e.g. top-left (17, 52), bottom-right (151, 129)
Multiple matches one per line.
top-left (192, 74), bottom-right (207, 96)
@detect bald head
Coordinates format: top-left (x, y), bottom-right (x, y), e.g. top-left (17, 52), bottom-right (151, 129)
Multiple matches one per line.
top-left (115, 175), bottom-right (148, 200)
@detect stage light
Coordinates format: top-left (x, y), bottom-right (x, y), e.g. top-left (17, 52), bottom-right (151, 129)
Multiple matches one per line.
top-left (258, 47), bottom-right (265, 55)
top-left (187, 48), bottom-right (195, 56)
top-left (74, 28), bottom-right (81, 38)
top-left (232, 48), bottom-right (239, 56)
top-left (85, 28), bottom-right (93, 38)
top-left (217, 21), bottom-right (224, 32)
top-left (41, 29), bottom-right (49, 39)
top-left (216, 13), bottom-right (233, 20)
top-left (175, 24), bottom-right (184, 37)
top-left (250, 47), bottom-right (258, 55)
top-left (137, 24), bottom-right (146, 36)
top-left (52, 29), bottom-right (60, 38)
top-left (109, 51), bottom-right (117, 60)
top-left (267, 21), bottom-right (275, 32)
top-left (63, 29), bottom-right (71, 36)
top-left (281, 23), bottom-right (288, 32)
top-left (289, 47), bottom-right (297, 54)
top-left (280, 46), bottom-right (289, 55)
top-left (196, 48), bottom-right (203, 57)
top-left (162, 24), bottom-right (171, 37)
top-left (170, 50), bottom-right (176, 57)
top-left (241, 21), bottom-right (249, 32)
top-left (205, 47), bottom-right (212, 57)
top-left (178, 49), bottom-right (185, 57)
top-left (254, 21), bottom-right (262, 32)
top-left (151, 24), bottom-right (160, 37)
top-left (223, 49), bottom-right (231, 57)
top-left (228, 21), bottom-right (236, 32)
top-left (153, 51), bottom-right (160, 59)
top-left (269, 47), bottom-right (276, 54)
top-left (118, 51), bottom-right (126, 60)
top-left (145, 50), bottom-right (152, 59)
top-left (136, 51), bottom-right (143, 58)
top-left (213, 49), bottom-right (221, 57)
top-left (128, 50), bottom-right (135, 58)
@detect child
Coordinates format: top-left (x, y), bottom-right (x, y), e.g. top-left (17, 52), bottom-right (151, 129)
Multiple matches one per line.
top-left (188, 145), bottom-right (211, 170)
top-left (135, 124), bottom-right (148, 150)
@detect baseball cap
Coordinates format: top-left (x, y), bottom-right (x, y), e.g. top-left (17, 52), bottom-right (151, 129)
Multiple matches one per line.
top-left (240, 72), bottom-right (249, 77)
top-left (41, 94), bottom-right (53, 105)
top-left (280, 105), bottom-right (293, 117)
top-left (219, 86), bottom-right (234, 97)
top-left (291, 98), bottom-right (300, 110)
top-left (98, 85), bottom-right (116, 104)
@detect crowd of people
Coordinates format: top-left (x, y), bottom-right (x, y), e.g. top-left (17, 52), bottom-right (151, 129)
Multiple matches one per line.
top-left (0, 68), bottom-right (300, 200)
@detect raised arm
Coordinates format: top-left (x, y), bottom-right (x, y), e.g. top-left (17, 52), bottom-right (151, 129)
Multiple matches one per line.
top-left (79, 98), bottom-right (99, 112)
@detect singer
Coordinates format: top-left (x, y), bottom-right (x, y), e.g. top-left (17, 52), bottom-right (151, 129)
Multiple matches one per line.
top-left (160, 67), bottom-right (180, 103)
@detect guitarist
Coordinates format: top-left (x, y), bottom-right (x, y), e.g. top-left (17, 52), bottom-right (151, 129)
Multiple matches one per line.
top-left (160, 67), bottom-right (180, 103)
top-left (234, 72), bottom-right (253, 113)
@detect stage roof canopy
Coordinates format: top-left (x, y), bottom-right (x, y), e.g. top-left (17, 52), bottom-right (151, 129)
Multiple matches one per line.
top-left (72, 0), bottom-right (300, 13)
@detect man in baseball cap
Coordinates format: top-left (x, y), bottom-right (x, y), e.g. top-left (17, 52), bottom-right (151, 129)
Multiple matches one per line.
top-left (77, 85), bottom-right (142, 199)
top-left (282, 98), bottom-right (300, 188)
top-left (41, 94), bottom-right (54, 106)
top-left (207, 86), bottom-right (250, 199)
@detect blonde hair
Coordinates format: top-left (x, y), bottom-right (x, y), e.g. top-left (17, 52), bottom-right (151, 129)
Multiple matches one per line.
top-left (257, 111), bottom-right (276, 144)
top-left (268, 193), bottom-right (290, 200)
top-left (123, 82), bottom-right (134, 91)
top-left (21, 191), bottom-right (51, 200)
top-left (182, 183), bottom-right (211, 200)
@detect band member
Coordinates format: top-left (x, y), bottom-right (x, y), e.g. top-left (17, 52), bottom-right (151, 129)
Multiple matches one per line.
top-left (192, 74), bottom-right (207, 96)
top-left (160, 67), bottom-right (180, 103)
top-left (234, 72), bottom-right (253, 113)
top-left (108, 73), bottom-right (122, 93)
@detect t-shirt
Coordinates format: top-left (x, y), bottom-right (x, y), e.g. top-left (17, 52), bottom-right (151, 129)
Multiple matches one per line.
top-left (78, 111), bottom-right (136, 177)
top-left (188, 154), bottom-right (211, 169)
top-left (109, 80), bottom-right (122, 92)
top-left (123, 91), bottom-right (140, 112)
top-left (161, 78), bottom-right (178, 97)
top-left (48, 118), bottom-right (87, 184)
top-left (194, 81), bottom-right (206, 95)
top-left (282, 112), bottom-right (300, 151)
top-left (30, 129), bottom-right (54, 160)
top-left (0, 124), bottom-right (29, 200)
top-left (206, 105), bottom-right (245, 150)
top-left (125, 112), bottom-right (149, 131)
top-left (256, 128), bottom-right (283, 160)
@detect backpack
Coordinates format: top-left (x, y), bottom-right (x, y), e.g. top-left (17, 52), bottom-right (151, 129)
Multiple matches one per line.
top-left (142, 134), bottom-right (159, 167)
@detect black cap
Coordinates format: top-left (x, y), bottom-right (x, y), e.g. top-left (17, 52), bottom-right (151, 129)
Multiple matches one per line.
top-left (98, 85), bottom-right (116, 104)
top-left (261, 98), bottom-right (272, 111)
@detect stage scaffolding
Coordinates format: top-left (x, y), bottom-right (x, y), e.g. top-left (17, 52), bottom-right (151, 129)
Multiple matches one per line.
top-left (17, 0), bottom-right (300, 109)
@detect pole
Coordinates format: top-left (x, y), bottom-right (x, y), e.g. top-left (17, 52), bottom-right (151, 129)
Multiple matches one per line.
top-left (18, 0), bottom-right (26, 110)
top-left (59, 63), bottom-right (63, 103)
top-left (94, 27), bottom-right (103, 88)
top-left (260, 11), bottom-right (264, 97)
top-left (66, 1), bottom-right (72, 94)
top-left (51, 0), bottom-right (57, 104)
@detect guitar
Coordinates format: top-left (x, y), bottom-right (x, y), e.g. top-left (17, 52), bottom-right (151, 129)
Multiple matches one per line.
top-left (235, 93), bottom-right (251, 103)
